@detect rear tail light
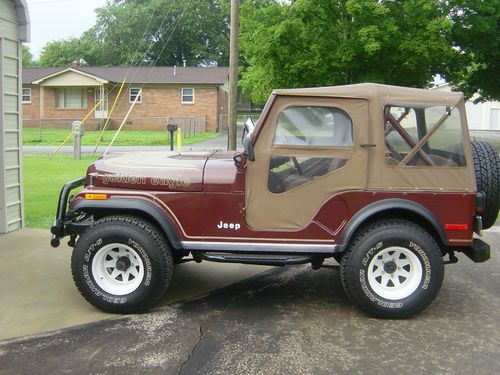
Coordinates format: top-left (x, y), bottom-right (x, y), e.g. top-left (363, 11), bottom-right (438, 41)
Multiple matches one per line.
top-left (445, 224), bottom-right (468, 231)
top-left (475, 192), bottom-right (485, 213)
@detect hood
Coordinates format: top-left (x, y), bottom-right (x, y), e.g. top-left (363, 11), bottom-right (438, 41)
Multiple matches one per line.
top-left (88, 151), bottom-right (214, 192)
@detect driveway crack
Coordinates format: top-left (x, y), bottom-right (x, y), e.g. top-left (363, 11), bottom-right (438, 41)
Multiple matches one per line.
top-left (178, 323), bottom-right (204, 375)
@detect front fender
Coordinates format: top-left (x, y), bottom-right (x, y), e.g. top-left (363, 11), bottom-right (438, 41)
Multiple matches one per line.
top-left (67, 198), bottom-right (182, 249)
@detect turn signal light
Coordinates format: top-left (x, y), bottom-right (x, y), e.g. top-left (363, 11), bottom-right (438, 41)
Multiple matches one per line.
top-left (84, 193), bottom-right (108, 200)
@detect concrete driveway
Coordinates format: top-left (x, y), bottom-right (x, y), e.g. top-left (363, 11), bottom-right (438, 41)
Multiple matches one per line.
top-left (1, 228), bottom-right (499, 374)
top-left (0, 229), bottom-right (269, 341)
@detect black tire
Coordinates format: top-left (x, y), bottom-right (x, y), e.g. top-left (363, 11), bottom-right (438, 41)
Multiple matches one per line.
top-left (340, 219), bottom-right (444, 319)
top-left (71, 216), bottom-right (173, 314)
top-left (471, 141), bottom-right (500, 229)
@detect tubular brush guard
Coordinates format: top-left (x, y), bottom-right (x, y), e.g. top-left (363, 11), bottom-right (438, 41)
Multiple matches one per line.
top-left (50, 177), bottom-right (85, 248)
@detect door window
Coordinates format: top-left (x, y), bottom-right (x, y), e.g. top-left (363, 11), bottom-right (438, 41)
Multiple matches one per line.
top-left (94, 88), bottom-right (108, 110)
top-left (268, 156), bottom-right (347, 194)
top-left (273, 106), bottom-right (353, 147)
top-left (268, 106), bottom-right (353, 193)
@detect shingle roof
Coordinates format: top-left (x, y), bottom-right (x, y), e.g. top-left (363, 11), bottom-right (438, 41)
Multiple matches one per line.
top-left (23, 67), bottom-right (62, 83)
top-left (22, 66), bottom-right (229, 85)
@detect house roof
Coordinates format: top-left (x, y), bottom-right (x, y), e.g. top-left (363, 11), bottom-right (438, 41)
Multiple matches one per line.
top-left (23, 66), bottom-right (229, 85)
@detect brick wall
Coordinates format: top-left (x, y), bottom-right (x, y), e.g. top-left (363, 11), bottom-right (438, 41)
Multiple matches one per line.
top-left (22, 84), bottom-right (225, 132)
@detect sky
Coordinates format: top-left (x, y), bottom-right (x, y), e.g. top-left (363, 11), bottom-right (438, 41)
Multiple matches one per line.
top-left (25, 0), bottom-right (107, 58)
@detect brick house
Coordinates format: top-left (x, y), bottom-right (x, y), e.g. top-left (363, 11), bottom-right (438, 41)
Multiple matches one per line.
top-left (22, 66), bottom-right (229, 132)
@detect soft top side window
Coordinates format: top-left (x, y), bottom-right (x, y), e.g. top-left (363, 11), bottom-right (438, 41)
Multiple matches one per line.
top-left (384, 105), bottom-right (465, 167)
top-left (273, 106), bottom-right (353, 147)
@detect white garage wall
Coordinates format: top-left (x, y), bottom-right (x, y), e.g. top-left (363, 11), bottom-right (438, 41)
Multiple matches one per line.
top-left (1, 0), bottom-right (25, 233)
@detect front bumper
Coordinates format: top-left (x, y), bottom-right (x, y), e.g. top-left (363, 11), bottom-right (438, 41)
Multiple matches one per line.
top-left (50, 177), bottom-right (86, 247)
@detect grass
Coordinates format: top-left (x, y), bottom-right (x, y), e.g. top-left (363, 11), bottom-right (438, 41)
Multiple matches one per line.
top-left (23, 128), bottom-right (221, 147)
top-left (23, 155), bottom-right (98, 228)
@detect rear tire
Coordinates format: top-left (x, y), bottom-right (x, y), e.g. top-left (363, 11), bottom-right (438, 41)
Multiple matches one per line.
top-left (471, 141), bottom-right (500, 229)
top-left (71, 216), bottom-right (173, 313)
top-left (340, 219), bottom-right (444, 318)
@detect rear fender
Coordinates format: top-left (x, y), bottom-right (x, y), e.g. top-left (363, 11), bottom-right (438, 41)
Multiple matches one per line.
top-left (338, 198), bottom-right (448, 251)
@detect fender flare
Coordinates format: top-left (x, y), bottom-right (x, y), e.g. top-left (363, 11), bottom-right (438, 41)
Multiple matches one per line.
top-left (69, 198), bottom-right (182, 249)
top-left (338, 198), bottom-right (448, 251)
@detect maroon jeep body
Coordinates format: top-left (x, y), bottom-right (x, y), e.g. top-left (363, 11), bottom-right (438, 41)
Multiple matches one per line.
top-left (51, 83), bottom-right (498, 318)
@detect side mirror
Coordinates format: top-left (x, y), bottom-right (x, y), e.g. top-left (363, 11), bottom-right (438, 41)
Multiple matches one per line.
top-left (241, 117), bottom-right (256, 144)
top-left (243, 137), bottom-right (255, 161)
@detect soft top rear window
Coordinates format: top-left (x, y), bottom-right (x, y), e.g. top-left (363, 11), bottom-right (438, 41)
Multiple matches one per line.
top-left (384, 105), bottom-right (466, 167)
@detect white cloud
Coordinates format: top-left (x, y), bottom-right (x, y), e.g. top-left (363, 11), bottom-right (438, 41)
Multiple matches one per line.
top-left (24, 0), bottom-right (107, 58)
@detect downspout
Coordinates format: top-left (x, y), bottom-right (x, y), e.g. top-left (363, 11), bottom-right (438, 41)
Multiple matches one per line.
top-left (39, 84), bottom-right (44, 139)
top-left (216, 84), bottom-right (220, 132)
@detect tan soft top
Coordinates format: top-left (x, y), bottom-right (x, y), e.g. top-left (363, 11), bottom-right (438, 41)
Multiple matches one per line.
top-left (274, 83), bottom-right (464, 106)
top-left (245, 83), bottom-right (474, 231)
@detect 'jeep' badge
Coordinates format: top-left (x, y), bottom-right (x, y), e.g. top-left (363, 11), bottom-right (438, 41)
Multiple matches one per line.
top-left (217, 221), bottom-right (241, 230)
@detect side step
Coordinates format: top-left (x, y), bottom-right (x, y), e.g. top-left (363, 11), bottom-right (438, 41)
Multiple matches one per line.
top-left (193, 252), bottom-right (322, 267)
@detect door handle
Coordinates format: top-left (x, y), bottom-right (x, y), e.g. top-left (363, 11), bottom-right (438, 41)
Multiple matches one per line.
top-left (361, 144), bottom-right (377, 148)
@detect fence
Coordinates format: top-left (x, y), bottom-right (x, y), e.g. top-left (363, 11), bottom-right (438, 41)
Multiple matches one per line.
top-left (218, 113), bottom-right (262, 132)
top-left (166, 116), bottom-right (206, 138)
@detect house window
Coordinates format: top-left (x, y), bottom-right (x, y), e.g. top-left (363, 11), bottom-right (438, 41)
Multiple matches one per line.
top-left (490, 108), bottom-right (499, 130)
top-left (129, 88), bottom-right (142, 103)
top-left (181, 88), bottom-right (195, 104)
top-left (56, 88), bottom-right (87, 109)
top-left (22, 88), bottom-right (31, 103)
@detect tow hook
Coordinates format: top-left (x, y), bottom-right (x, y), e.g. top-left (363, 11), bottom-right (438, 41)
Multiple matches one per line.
top-left (68, 234), bottom-right (77, 247)
top-left (444, 251), bottom-right (458, 265)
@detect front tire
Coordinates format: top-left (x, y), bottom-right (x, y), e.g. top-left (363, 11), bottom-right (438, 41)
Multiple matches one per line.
top-left (71, 216), bottom-right (173, 313)
top-left (340, 219), bottom-right (444, 318)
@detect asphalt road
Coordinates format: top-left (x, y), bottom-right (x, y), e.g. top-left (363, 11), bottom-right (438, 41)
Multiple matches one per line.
top-left (1, 229), bottom-right (499, 375)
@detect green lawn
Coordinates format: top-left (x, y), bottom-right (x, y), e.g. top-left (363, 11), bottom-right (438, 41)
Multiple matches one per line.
top-left (23, 128), bottom-right (220, 146)
top-left (23, 155), bottom-right (98, 228)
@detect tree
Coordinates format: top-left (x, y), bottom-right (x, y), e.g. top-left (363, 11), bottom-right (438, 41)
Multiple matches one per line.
top-left (87, 0), bottom-right (230, 66)
top-left (448, 0), bottom-right (499, 101)
top-left (38, 37), bottom-right (100, 67)
top-left (36, 0), bottom-right (229, 68)
top-left (239, 0), bottom-right (459, 104)
top-left (22, 45), bottom-right (38, 67)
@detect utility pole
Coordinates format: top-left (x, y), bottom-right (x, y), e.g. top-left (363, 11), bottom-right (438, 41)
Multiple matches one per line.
top-left (228, 0), bottom-right (239, 151)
